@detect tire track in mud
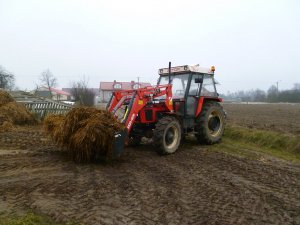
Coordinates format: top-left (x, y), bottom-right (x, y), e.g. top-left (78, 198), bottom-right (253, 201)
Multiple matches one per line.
top-left (1, 129), bottom-right (300, 225)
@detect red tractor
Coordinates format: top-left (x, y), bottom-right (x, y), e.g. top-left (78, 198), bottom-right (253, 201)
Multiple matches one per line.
top-left (107, 63), bottom-right (226, 156)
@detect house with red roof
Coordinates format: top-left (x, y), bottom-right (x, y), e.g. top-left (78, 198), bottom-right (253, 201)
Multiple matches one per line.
top-left (99, 80), bottom-right (151, 103)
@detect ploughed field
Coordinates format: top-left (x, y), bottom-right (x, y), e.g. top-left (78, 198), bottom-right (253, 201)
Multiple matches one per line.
top-left (1, 104), bottom-right (300, 225)
top-left (223, 102), bottom-right (300, 135)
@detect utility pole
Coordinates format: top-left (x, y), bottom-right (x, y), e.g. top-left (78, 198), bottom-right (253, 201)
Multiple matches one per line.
top-left (276, 80), bottom-right (281, 94)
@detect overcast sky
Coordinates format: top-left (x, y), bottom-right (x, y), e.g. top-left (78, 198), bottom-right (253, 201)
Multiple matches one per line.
top-left (0, 0), bottom-right (299, 93)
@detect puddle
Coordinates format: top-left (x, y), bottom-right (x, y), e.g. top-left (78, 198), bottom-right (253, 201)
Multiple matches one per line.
top-left (0, 149), bottom-right (29, 155)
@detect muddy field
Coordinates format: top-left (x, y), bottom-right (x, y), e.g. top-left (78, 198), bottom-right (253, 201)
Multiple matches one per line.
top-left (0, 123), bottom-right (300, 225)
top-left (1, 104), bottom-right (300, 224)
top-left (223, 103), bottom-right (300, 135)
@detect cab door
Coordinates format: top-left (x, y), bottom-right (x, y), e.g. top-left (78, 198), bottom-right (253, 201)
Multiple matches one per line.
top-left (186, 74), bottom-right (203, 117)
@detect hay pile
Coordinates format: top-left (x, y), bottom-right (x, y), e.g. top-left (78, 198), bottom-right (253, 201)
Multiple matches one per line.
top-left (0, 121), bottom-right (14, 132)
top-left (44, 107), bottom-right (124, 163)
top-left (0, 90), bottom-right (37, 131)
top-left (44, 114), bottom-right (65, 144)
top-left (0, 90), bottom-right (14, 107)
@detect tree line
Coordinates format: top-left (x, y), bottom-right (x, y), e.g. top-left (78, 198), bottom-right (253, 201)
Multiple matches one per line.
top-left (0, 65), bottom-right (95, 106)
top-left (2, 64), bottom-right (299, 104)
top-left (221, 83), bottom-right (300, 103)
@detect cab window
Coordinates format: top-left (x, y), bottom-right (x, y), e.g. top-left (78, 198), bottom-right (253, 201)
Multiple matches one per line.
top-left (158, 74), bottom-right (189, 98)
top-left (200, 75), bottom-right (216, 96)
top-left (170, 74), bottom-right (189, 98)
top-left (158, 76), bottom-right (169, 85)
top-left (189, 74), bottom-right (202, 96)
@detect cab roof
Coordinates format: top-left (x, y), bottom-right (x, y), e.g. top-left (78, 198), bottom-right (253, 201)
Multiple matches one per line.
top-left (158, 64), bottom-right (215, 76)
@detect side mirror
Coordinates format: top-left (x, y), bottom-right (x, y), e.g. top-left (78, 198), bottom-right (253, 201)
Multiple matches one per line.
top-left (195, 78), bottom-right (203, 83)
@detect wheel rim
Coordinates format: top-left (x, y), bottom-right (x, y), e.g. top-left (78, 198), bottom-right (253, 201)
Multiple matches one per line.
top-left (164, 125), bottom-right (179, 150)
top-left (208, 110), bottom-right (223, 137)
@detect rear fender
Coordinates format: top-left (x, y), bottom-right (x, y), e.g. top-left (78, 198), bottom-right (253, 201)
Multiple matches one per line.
top-left (195, 97), bottom-right (223, 118)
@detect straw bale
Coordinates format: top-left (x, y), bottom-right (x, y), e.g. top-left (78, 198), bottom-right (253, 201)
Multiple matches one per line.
top-left (67, 111), bottom-right (123, 162)
top-left (44, 114), bottom-right (65, 144)
top-left (61, 107), bottom-right (99, 145)
top-left (44, 107), bottom-right (124, 162)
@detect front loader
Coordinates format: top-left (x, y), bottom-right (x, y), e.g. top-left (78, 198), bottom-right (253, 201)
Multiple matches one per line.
top-left (109, 63), bottom-right (226, 157)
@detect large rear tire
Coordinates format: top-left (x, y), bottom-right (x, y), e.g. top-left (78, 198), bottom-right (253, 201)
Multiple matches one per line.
top-left (153, 116), bottom-right (182, 155)
top-left (195, 101), bottom-right (225, 144)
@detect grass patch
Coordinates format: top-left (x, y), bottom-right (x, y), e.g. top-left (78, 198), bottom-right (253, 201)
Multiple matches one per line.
top-left (0, 211), bottom-right (80, 225)
top-left (213, 126), bottom-right (300, 163)
top-left (211, 138), bottom-right (262, 160)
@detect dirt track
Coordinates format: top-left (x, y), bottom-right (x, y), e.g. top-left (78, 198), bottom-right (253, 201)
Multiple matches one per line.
top-left (1, 127), bottom-right (300, 225)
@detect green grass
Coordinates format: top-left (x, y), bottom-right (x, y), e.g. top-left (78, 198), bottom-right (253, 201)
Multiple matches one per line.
top-left (212, 126), bottom-right (300, 163)
top-left (0, 211), bottom-right (80, 225)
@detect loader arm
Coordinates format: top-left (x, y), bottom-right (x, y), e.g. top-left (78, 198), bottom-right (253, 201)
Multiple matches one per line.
top-left (107, 84), bottom-right (173, 132)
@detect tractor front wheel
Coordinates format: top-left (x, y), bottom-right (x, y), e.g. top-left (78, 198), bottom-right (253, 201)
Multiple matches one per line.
top-left (195, 101), bottom-right (225, 144)
top-left (153, 116), bottom-right (182, 155)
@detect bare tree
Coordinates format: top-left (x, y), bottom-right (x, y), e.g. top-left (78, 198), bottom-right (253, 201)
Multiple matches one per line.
top-left (0, 65), bottom-right (15, 90)
top-left (267, 85), bottom-right (277, 102)
top-left (252, 89), bottom-right (266, 102)
top-left (293, 83), bottom-right (300, 90)
top-left (70, 77), bottom-right (95, 106)
top-left (39, 69), bottom-right (57, 98)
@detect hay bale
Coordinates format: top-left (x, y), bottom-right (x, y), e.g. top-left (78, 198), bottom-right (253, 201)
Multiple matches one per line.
top-left (44, 107), bottom-right (124, 163)
top-left (0, 90), bottom-right (14, 107)
top-left (61, 107), bottom-right (100, 145)
top-left (44, 114), bottom-right (65, 144)
top-left (67, 111), bottom-right (123, 162)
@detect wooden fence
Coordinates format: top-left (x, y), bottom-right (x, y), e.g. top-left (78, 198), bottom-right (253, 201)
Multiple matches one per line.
top-left (23, 100), bottom-right (72, 118)
top-left (10, 91), bottom-right (73, 118)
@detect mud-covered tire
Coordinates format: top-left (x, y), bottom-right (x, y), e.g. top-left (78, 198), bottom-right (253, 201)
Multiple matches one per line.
top-left (153, 116), bottom-right (182, 155)
top-left (195, 101), bottom-right (226, 144)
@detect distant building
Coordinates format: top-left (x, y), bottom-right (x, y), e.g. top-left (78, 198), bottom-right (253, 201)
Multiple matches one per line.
top-left (62, 88), bottom-right (100, 105)
top-left (99, 80), bottom-right (151, 103)
top-left (35, 86), bottom-right (71, 101)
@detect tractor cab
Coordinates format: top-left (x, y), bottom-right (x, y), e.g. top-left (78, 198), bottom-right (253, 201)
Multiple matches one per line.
top-left (157, 64), bottom-right (219, 117)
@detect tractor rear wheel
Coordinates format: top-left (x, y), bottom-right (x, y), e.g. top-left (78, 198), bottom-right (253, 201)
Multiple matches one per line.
top-left (195, 101), bottom-right (225, 144)
top-left (153, 116), bottom-right (181, 155)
